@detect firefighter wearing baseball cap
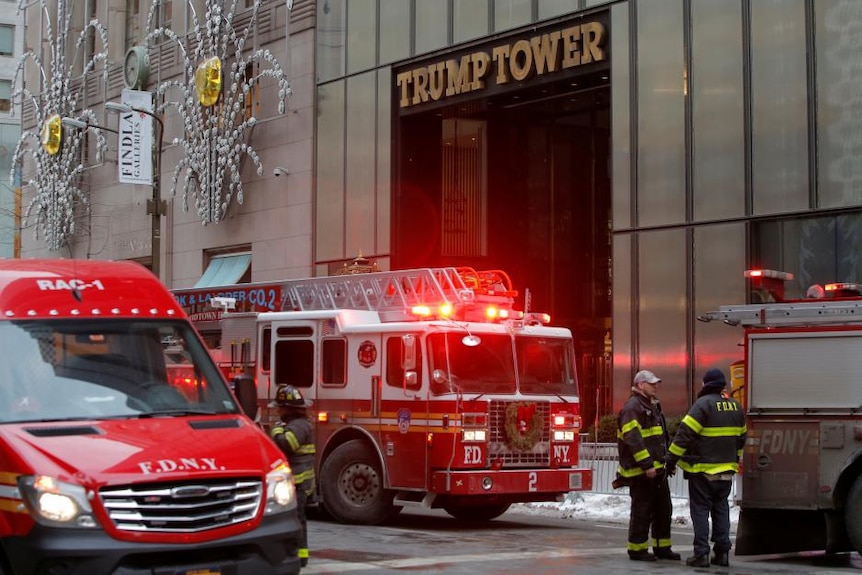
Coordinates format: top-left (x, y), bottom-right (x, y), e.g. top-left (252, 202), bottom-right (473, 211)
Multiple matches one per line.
top-left (270, 384), bottom-right (316, 567)
top-left (616, 370), bottom-right (680, 562)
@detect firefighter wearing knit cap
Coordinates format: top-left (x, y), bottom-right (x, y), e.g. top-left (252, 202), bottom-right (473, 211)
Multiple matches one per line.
top-left (666, 368), bottom-right (747, 568)
top-left (270, 385), bottom-right (316, 567)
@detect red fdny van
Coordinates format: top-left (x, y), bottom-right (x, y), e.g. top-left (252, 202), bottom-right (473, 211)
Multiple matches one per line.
top-left (0, 259), bottom-right (302, 575)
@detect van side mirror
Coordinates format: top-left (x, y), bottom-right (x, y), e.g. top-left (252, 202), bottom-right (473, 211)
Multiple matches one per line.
top-left (233, 374), bottom-right (258, 419)
top-left (401, 334), bottom-right (416, 371)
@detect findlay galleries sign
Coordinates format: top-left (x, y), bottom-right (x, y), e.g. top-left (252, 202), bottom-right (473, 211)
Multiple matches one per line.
top-left (117, 89), bottom-right (154, 185)
top-left (396, 20), bottom-right (607, 110)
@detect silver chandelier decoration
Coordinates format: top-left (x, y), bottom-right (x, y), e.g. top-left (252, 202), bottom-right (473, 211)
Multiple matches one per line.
top-left (147, 0), bottom-right (291, 225)
top-left (10, 0), bottom-right (109, 251)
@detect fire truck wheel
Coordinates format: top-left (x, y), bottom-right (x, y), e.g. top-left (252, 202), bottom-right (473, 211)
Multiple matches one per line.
top-left (443, 503), bottom-right (511, 522)
top-left (320, 439), bottom-right (399, 525)
top-left (846, 474), bottom-right (862, 556)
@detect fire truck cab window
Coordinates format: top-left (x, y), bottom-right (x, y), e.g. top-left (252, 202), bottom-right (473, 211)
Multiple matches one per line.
top-left (386, 336), bottom-right (422, 390)
top-left (273, 339), bottom-right (314, 388)
top-left (516, 337), bottom-right (578, 396)
top-left (428, 333), bottom-right (515, 395)
top-left (322, 338), bottom-right (347, 385)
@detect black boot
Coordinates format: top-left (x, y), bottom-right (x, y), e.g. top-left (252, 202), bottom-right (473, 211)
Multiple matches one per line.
top-left (628, 550), bottom-right (657, 562)
top-left (711, 550), bottom-right (729, 566)
top-left (654, 547), bottom-right (681, 560)
top-left (685, 555), bottom-right (710, 567)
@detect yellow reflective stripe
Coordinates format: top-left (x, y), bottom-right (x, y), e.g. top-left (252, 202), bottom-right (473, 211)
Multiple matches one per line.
top-left (669, 443), bottom-right (686, 456)
top-left (617, 462), bottom-right (664, 478)
top-left (633, 448), bottom-right (650, 462)
top-left (654, 538), bottom-right (673, 548)
top-left (284, 431), bottom-right (301, 451)
top-left (640, 426), bottom-right (664, 438)
top-left (620, 419), bottom-right (641, 434)
top-left (628, 541), bottom-right (650, 551)
top-left (681, 414), bottom-right (702, 433)
top-left (299, 548), bottom-right (309, 559)
top-left (297, 445), bottom-right (316, 455)
top-left (699, 426), bottom-right (746, 437)
top-left (294, 469), bottom-right (315, 483)
top-left (677, 461), bottom-right (739, 474)
top-left (270, 426), bottom-right (285, 438)
top-left (617, 465), bottom-right (644, 478)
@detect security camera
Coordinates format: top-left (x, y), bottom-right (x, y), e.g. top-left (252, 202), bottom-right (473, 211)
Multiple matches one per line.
top-left (211, 297), bottom-right (237, 311)
top-left (273, 167), bottom-right (289, 177)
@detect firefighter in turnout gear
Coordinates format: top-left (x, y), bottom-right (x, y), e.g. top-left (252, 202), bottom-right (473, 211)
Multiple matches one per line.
top-left (270, 384), bottom-right (316, 567)
top-left (665, 368), bottom-right (747, 568)
top-left (616, 370), bottom-right (681, 562)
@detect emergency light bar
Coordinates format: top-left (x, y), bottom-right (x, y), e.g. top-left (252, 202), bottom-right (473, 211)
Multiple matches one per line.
top-left (745, 269), bottom-right (795, 281)
top-left (825, 282), bottom-right (862, 297)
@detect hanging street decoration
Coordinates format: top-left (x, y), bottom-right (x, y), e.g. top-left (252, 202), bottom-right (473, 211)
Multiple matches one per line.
top-left (146, 0), bottom-right (292, 226)
top-left (10, 0), bottom-right (109, 251)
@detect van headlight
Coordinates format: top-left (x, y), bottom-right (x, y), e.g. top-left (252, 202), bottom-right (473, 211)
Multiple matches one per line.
top-left (264, 467), bottom-right (296, 515)
top-left (18, 475), bottom-right (99, 528)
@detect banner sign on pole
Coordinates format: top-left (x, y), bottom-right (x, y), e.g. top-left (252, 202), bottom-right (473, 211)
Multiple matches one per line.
top-left (118, 89), bottom-right (154, 185)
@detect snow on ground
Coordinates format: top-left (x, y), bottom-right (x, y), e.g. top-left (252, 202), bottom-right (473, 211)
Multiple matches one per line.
top-left (511, 492), bottom-right (740, 529)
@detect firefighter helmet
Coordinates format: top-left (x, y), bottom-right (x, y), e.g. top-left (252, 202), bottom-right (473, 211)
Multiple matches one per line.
top-left (270, 384), bottom-right (310, 408)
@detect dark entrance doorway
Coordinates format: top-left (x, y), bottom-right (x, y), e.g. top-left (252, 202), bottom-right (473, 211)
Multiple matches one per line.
top-left (394, 81), bottom-right (612, 429)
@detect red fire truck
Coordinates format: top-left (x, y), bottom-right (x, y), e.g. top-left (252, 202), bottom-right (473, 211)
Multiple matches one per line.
top-left (187, 266), bottom-right (593, 524)
top-left (701, 270), bottom-right (862, 557)
top-left (0, 259), bottom-right (302, 574)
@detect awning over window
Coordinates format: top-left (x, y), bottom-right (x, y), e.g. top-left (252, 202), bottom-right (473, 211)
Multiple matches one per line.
top-left (193, 254), bottom-right (251, 288)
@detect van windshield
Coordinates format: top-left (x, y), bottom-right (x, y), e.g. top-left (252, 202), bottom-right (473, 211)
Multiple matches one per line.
top-left (0, 319), bottom-right (240, 423)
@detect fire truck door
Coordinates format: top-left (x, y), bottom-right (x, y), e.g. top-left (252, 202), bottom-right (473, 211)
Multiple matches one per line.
top-left (376, 334), bottom-right (428, 489)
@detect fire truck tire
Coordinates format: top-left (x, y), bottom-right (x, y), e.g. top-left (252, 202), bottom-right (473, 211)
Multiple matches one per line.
top-left (443, 503), bottom-right (511, 522)
top-left (846, 474), bottom-right (862, 556)
top-left (320, 440), bottom-right (398, 525)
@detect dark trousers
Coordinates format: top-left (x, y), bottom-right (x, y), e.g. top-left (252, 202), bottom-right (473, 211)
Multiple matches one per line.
top-left (688, 474), bottom-right (733, 558)
top-left (296, 486), bottom-right (309, 563)
top-left (627, 472), bottom-right (673, 552)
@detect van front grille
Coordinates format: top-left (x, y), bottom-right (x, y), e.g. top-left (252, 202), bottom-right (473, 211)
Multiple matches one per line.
top-left (100, 478), bottom-right (262, 532)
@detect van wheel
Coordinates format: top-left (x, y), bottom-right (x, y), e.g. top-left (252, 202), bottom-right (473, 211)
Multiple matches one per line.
top-left (443, 503), bottom-right (511, 522)
top-left (846, 475), bottom-right (862, 556)
top-left (320, 440), bottom-right (397, 525)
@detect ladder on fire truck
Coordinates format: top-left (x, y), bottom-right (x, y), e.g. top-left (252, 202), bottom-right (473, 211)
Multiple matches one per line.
top-left (278, 267), bottom-right (518, 320)
top-left (700, 299), bottom-right (862, 327)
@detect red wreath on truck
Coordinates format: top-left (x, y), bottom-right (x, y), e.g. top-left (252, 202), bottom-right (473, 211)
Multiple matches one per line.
top-left (505, 402), bottom-right (543, 451)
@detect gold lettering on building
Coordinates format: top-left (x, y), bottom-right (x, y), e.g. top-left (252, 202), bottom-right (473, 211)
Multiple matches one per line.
top-left (397, 21), bottom-right (606, 109)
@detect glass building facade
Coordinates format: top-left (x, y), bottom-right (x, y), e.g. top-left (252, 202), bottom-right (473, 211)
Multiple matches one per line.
top-left (315, 0), bottom-right (862, 420)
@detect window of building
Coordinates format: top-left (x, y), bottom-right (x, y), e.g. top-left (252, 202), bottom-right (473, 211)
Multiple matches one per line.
top-left (0, 80), bottom-right (11, 113)
top-left (753, 213), bottom-right (862, 300)
top-left (194, 251), bottom-right (251, 288)
top-left (243, 62), bottom-right (257, 119)
top-left (0, 25), bottom-right (14, 56)
top-left (442, 119), bottom-right (488, 257)
top-left (158, 0), bottom-right (173, 31)
top-left (126, 0), bottom-right (140, 51)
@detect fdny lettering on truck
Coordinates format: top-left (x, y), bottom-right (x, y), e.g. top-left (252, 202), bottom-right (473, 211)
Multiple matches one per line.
top-left (753, 428), bottom-right (818, 456)
top-left (37, 279), bottom-right (105, 291)
top-left (138, 457), bottom-right (223, 474)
